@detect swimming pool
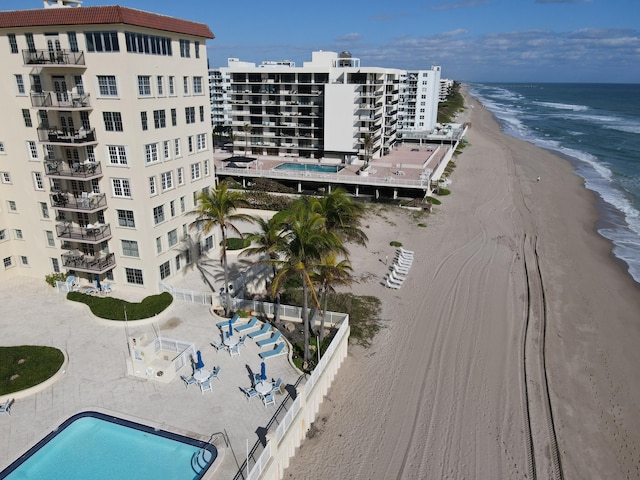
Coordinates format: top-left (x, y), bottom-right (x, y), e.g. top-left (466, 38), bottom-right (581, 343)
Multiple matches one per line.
top-left (274, 162), bottom-right (343, 173)
top-left (0, 411), bottom-right (217, 480)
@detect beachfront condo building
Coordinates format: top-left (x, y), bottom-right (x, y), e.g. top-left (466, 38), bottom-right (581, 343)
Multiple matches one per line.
top-left (0, 1), bottom-right (215, 291)
top-left (209, 51), bottom-right (443, 163)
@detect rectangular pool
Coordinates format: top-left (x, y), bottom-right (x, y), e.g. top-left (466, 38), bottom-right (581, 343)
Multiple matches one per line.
top-left (274, 162), bottom-right (343, 173)
top-left (0, 411), bottom-right (216, 480)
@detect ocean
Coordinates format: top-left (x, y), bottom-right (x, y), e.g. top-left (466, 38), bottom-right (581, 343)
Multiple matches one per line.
top-left (468, 83), bottom-right (640, 284)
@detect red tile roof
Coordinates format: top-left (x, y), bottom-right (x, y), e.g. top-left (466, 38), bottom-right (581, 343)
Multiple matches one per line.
top-left (0, 5), bottom-right (214, 39)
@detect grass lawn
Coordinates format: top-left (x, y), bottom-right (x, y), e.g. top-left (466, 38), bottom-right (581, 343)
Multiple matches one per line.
top-left (66, 292), bottom-right (173, 320)
top-left (0, 345), bottom-right (64, 396)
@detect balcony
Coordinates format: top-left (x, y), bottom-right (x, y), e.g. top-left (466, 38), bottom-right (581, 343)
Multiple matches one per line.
top-left (31, 92), bottom-right (91, 109)
top-left (62, 252), bottom-right (115, 274)
top-left (45, 160), bottom-right (102, 179)
top-left (37, 126), bottom-right (96, 145)
top-left (23, 49), bottom-right (85, 67)
top-left (56, 223), bottom-right (112, 244)
top-left (51, 192), bottom-right (107, 212)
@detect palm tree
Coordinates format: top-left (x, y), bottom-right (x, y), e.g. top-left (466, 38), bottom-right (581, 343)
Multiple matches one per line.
top-left (312, 188), bottom-right (368, 248)
top-left (363, 132), bottom-right (374, 168)
top-left (312, 252), bottom-right (353, 343)
top-left (242, 123), bottom-right (252, 155)
top-left (189, 180), bottom-right (252, 316)
top-left (271, 205), bottom-right (345, 366)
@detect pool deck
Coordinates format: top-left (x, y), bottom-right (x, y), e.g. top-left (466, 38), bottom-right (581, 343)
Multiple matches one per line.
top-left (0, 262), bottom-right (302, 479)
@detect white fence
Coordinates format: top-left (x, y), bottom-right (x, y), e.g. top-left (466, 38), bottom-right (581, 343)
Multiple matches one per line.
top-left (158, 282), bottom-right (214, 305)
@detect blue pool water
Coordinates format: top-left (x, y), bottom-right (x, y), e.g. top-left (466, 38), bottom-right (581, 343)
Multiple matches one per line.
top-left (274, 162), bottom-right (343, 173)
top-left (0, 412), bottom-right (216, 480)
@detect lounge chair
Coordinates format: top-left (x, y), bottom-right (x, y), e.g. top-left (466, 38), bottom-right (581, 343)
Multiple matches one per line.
top-left (393, 264), bottom-right (410, 275)
top-left (390, 271), bottom-right (407, 282)
top-left (256, 330), bottom-right (281, 347)
top-left (209, 366), bottom-right (221, 380)
top-left (180, 375), bottom-right (197, 389)
top-left (253, 373), bottom-right (263, 386)
top-left (199, 379), bottom-right (212, 394)
top-left (248, 323), bottom-right (271, 339)
top-left (386, 278), bottom-right (401, 289)
top-left (395, 257), bottom-right (413, 268)
top-left (215, 313), bottom-right (240, 329)
top-left (259, 342), bottom-right (286, 359)
top-left (101, 283), bottom-right (112, 295)
top-left (262, 392), bottom-right (275, 407)
top-left (228, 345), bottom-right (240, 357)
top-left (399, 247), bottom-right (414, 257)
top-left (0, 398), bottom-right (13, 415)
top-left (270, 377), bottom-right (283, 394)
top-left (240, 386), bottom-right (258, 402)
top-left (234, 316), bottom-right (258, 332)
top-left (210, 341), bottom-right (226, 352)
top-left (237, 335), bottom-right (247, 348)
top-left (387, 272), bottom-right (404, 284)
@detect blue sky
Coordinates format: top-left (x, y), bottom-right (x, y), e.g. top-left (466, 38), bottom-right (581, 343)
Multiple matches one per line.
top-left (10, 0), bottom-right (640, 82)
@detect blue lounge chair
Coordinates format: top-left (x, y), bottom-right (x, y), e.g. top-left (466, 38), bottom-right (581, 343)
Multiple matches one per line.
top-left (209, 366), bottom-right (221, 380)
top-left (262, 392), bottom-right (275, 407)
top-left (259, 342), bottom-right (286, 359)
top-left (235, 316), bottom-right (258, 332)
top-left (240, 386), bottom-right (258, 402)
top-left (270, 377), bottom-right (283, 394)
top-left (248, 323), bottom-right (271, 339)
top-left (215, 313), bottom-right (239, 329)
top-left (256, 330), bottom-right (281, 347)
top-left (237, 336), bottom-right (247, 348)
top-left (180, 375), bottom-right (197, 389)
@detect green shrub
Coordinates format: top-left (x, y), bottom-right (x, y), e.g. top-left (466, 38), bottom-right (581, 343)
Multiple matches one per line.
top-left (0, 346), bottom-right (64, 395)
top-left (390, 241), bottom-right (402, 247)
top-left (437, 188), bottom-right (451, 196)
top-left (45, 272), bottom-right (67, 287)
top-left (66, 292), bottom-right (173, 320)
top-left (418, 223), bottom-right (427, 228)
top-left (425, 196), bottom-right (441, 205)
top-left (225, 237), bottom-right (250, 250)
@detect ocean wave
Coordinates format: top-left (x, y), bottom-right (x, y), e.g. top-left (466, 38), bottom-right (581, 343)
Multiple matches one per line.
top-left (533, 101), bottom-right (589, 112)
top-left (554, 113), bottom-right (640, 135)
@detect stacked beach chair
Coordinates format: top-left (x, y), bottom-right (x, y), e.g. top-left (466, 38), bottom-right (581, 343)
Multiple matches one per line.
top-left (385, 247), bottom-right (414, 289)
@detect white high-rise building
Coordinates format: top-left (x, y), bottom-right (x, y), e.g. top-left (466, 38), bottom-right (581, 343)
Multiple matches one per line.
top-left (0, 3), bottom-right (215, 291)
top-left (398, 65), bottom-right (442, 132)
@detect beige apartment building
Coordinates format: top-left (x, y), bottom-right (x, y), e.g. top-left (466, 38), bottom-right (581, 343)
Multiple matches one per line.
top-left (0, 2), bottom-right (216, 292)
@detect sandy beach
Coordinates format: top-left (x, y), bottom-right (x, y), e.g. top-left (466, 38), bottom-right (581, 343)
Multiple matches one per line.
top-left (285, 90), bottom-right (640, 479)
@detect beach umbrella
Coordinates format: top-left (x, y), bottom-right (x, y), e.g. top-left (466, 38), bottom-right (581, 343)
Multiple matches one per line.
top-left (195, 350), bottom-right (204, 371)
top-left (228, 319), bottom-right (233, 337)
top-left (260, 361), bottom-right (266, 381)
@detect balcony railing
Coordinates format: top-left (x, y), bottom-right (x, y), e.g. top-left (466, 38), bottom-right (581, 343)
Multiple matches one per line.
top-left (37, 127), bottom-right (96, 145)
top-left (45, 160), bottom-right (102, 179)
top-left (51, 192), bottom-right (107, 212)
top-left (31, 92), bottom-right (91, 109)
top-left (23, 49), bottom-right (85, 66)
top-left (62, 252), bottom-right (115, 274)
top-left (56, 223), bottom-right (112, 244)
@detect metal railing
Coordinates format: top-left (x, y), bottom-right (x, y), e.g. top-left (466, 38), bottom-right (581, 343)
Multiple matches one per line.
top-left (37, 126), bottom-right (96, 145)
top-left (61, 252), bottom-right (115, 273)
top-left (31, 91), bottom-right (91, 109)
top-left (51, 193), bottom-right (107, 211)
top-left (56, 223), bottom-right (112, 243)
top-left (23, 48), bottom-right (85, 66)
top-left (45, 160), bottom-right (102, 179)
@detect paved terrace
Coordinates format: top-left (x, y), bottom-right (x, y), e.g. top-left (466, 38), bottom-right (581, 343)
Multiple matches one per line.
top-left (0, 270), bottom-right (302, 479)
top-left (213, 144), bottom-right (452, 196)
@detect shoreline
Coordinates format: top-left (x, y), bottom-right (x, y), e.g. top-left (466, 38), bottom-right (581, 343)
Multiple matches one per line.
top-left (286, 87), bottom-right (640, 478)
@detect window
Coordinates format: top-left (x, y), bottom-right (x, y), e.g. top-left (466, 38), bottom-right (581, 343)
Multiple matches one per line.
top-left (193, 77), bottom-right (203, 94)
top-left (149, 176), bottom-right (157, 195)
top-left (15, 75), bottom-right (25, 94)
top-left (31, 75), bottom-right (42, 93)
top-left (169, 76), bottom-right (175, 95)
top-left (85, 31), bottom-right (119, 52)
top-left (27, 141), bottom-right (38, 160)
top-left (125, 268), bottom-right (144, 285)
top-left (170, 200), bottom-right (175, 217)
top-left (46, 230), bottom-right (55, 246)
top-left (0, 142), bottom-right (5, 154)
top-left (179, 39), bottom-right (190, 58)
top-left (138, 75), bottom-right (151, 96)
top-left (20, 256), bottom-right (29, 266)
top-left (204, 160), bottom-right (210, 176)
top-left (8, 34), bottom-right (18, 54)
top-left (153, 205), bottom-right (165, 224)
top-left (177, 168), bottom-right (184, 185)
top-left (175, 254), bottom-right (181, 271)
top-left (155, 75), bottom-right (164, 95)
top-left (4, 257), bottom-right (13, 269)
top-left (1, 172), bottom-right (10, 183)
top-left (182, 223), bottom-right (188, 239)
top-left (197, 133), bottom-right (207, 151)
top-left (107, 145), bottom-right (127, 165)
top-left (163, 141), bottom-right (170, 160)
top-left (21, 109), bottom-right (33, 127)
top-left (159, 261), bottom-right (171, 280)
top-left (51, 257), bottom-right (60, 273)
top-left (199, 105), bottom-right (205, 122)
top-left (41, 202), bottom-right (50, 219)
top-left (195, 41), bottom-right (200, 58)
top-left (25, 33), bottom-right (35, 53)
top-left (183, 76), bottom-right (189, 95)
top-left (171, 108), bottom-right (177, 126)
top-left (156, 236), bottom-right (162, 253)
top-left (161, 171), bottom-right (173, 191)
top-left (68, 31), bottom-right (78, 52)
top-left (204, 235), bottom-right (213, 251)
top-left (0, 230), bottom-right (6, 241)
top-left (173, 139), bottom-right (181, 157)
top-left (188, 136), bottom-right (194, 153)
top-left (75, 75), bottom-right (85, 95)
top-left (97, 75), bottom-right (118, 96)
top-left (153, 110), bottom-right (166, 129)
top-left (14, 229), bottom-right (23, 240)
top-left (103, 112), bottom-right (123, 131)
top-left (124, 32), bottom-right (172, 56)
top-left (8, 200), bottom-right (17, 211)
top-left (121, 240), bottom-right (139, 257)
top-left (145, 143), bottom-right (159, 164)
top-left (141, 111), bottom-right (148, 131)
top-left (117, 209), bottom-right (135, 227)
top-left (168, 229), bottom-right (178, 247)
top-left (33, 172), bottom-right (44, 190)
top-left (91, 178), bottom-right (100, 194)
top-left (112, 178), bottom-right (132, 197)
top-left (191, 163), bottom-right (201, 180)
top-left (185, 107), bottom-right (195, 124)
